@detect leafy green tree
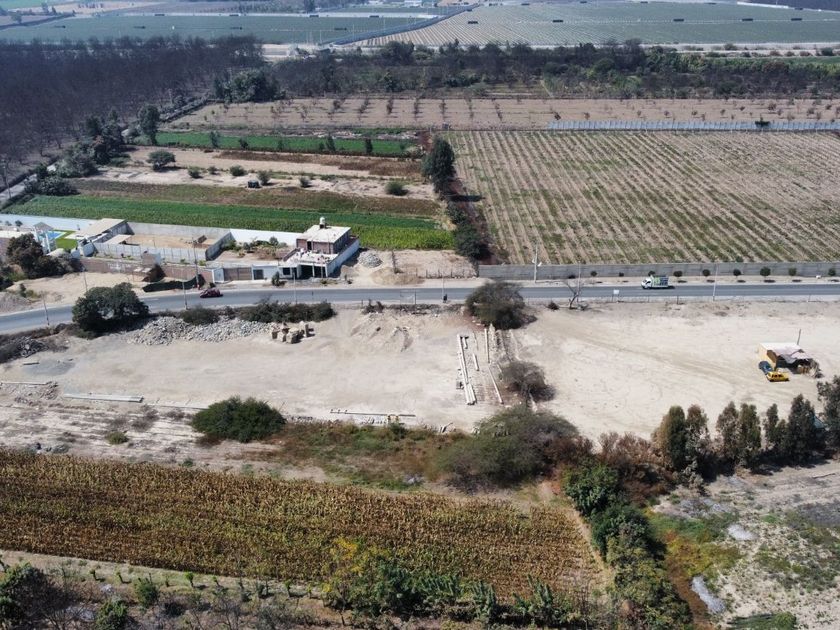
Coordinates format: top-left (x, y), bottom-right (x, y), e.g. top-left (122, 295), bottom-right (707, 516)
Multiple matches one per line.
top-left (192, 396), bottom-right (285, 442)
top-left (6, 233), bottom-right (63, 278)
top-left (737, 403), bottom-right (762, 469)
top-left (138, 104), bottom-right (160, 145)
top-left (763, 403), bottom-right (785, 457)
top-left (565, 462), bottom-right (619, 517)
top-left (72, 283), bottom-right (149, 334)
top-left (783, 395), bottom-right (821, 463)
top-left (364, 137), bottom-right (373, 155)
top-left (209, 130), bottom-right (220, 149)
top-left (716, 401), bottom-right (739, 464)
top-left (146, 149), bottom-right (175, 171)
top-left (590, 501), bottom-right (650, 556)
top-left (325, 134), bottom-right (337, 153)
top-left (421, 136), bottom-right (456, 194)
top-left (817, 376), bottom-right (840, 449)
top-left (465, 281), bottom-right (528, 329)
top-left (56, 144), bottom-right (97, 178)
top-left (0, 563), bottom-right (51, 625)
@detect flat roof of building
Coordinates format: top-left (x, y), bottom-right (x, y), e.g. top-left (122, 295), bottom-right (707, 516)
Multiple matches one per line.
top-left (299, 224), bottom-right (350, 243)
top-left (76, 218), bottom-right (125, 238)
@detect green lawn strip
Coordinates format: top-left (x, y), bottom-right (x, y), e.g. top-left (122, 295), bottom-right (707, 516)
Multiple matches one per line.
top-left (141, 132), bottom-right (417, 157)
top-left (16, 196), bottom-right (453, 250)
top-left (74, 180), bottom-right (438, 218)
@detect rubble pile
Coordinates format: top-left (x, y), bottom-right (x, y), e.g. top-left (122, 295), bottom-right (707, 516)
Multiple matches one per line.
top-left (127, 317), bottom-right (272, 346)
top-left (358, 251), bottom-right (382, 268)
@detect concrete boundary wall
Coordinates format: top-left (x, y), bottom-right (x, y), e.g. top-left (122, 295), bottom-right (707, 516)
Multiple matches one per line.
top-left (480, 261), bottom-right (840, 281)
top-left (230, 228), bottom-right (300, 246)
top-left (547, 120), bottom-right (840, 132)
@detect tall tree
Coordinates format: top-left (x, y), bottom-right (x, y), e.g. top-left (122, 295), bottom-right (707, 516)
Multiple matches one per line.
top-left (421, 136), bottom-right (456, 195)
top-left (138, 104), bottom-right (161, 145)
top-left (763, 403), bottom-right (786, 459)
top-left (784, 395), bottom-right (821, 463)
top-left (817, 376), bottom-right (840, 449)
top-left (716, 402), bottom-right (739, 464)
top-left (736, 403), bottom-right (762, 469)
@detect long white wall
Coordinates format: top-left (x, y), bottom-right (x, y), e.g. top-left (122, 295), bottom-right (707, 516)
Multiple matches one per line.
top-left (0, 214), bottom-right (94, 231)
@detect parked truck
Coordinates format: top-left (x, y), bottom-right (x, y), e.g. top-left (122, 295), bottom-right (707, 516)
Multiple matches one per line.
top-left (641, 275), bottom-right (670, 290)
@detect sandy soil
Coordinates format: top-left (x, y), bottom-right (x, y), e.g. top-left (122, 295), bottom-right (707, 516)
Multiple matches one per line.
top-left (511, 301), bottom-right (839, 440)
top-left (8, 273), bottom-right (140, 309)
top-left (128, 146), bottom-right (414, 180)
top-left (0, 309), bottom-right (495, 438)
top-left (341, 249), bottom-right (476, 286)
top-left (98, 153), bottom-right (433, 198)
top-left (51, 0), bottom-right (160, 14)
top-left (177, 97), bottom-right (840, 131)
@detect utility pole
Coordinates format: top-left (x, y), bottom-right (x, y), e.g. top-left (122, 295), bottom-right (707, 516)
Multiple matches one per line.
top-left (441, 277), bottom-right (445, 302)
top-left (42, 296), bottom-right (50, 327)
top-left (712, 263), bottom-right (718, 302)
top-left (1, 159), bottom-right (9, 202)
top-left (532, 237), bottom-right (538, 283)
top-left (182, 281), bottom-right (188, 310)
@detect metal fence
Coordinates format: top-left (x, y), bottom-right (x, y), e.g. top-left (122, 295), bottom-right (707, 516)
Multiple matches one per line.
top-left (331, 4), bottom-right (476, 45)
top-left (546, 120), bottom-right (840, 132)
top-left (479, 261), bottom-right (840, 281)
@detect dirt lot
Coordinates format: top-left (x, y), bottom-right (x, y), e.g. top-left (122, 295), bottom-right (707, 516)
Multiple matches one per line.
top-left (7, 273), bottom-right (140, 308)
top-left (98, 148), bottom-right (432, 198)
top-left (510, 301), bottom-right (838, 439)
top-left (176, 97), bottom-right (840, 131)
top-left (127, 146), bottom-right (422, 181)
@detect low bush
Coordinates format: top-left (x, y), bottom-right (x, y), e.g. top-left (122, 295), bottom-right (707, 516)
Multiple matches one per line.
top-left (229, 165), bottom-right (246, 177)
top-left (105, 431), bottom-right (128, 445)
top-left (0, 563), bottom-right (52, 625)
top-left (385, 180), bottom-right (408, 196)
top-left (187, 166), bottom-right (201, 179)
top-left (24, 176), bottom-right (77, 196)
top-left (133, 577), bottom-right (159, 608)
top-left (257, 170), bottom-right (271, 185)
top-left (181, 307), bottom-right (219, 326)
top-left (192, 396), bottom-right (285, 443)
top-left (465, 281), bottom-right (529, 329)
top-left (299, 176), bottom-right (311, 188)
top-left (565, 462), bottom-right (620, 518)
top-left (438, 406), bottom-right (576, 490)
top-left (95, 598), bottom-right (129, 630)
top-left (238, 300), bottom-right (334, 323)
top-left (500, 360), bottom-right (553, 402)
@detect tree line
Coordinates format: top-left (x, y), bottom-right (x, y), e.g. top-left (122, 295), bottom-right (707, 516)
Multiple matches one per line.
top-left (232, 41), bottom-right (840, 100)
top-left (0, 36), bottom-right (262, 178)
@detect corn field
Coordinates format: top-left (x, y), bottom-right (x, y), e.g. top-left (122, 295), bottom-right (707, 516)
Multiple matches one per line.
top-left (452, 130), bottom-right (840, 264)
top-left (0, 451), bottom-right (597, 596)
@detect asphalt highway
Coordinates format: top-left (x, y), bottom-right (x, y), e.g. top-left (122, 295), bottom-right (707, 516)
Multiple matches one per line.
top-left (1, 280), bottom-right (838, 334)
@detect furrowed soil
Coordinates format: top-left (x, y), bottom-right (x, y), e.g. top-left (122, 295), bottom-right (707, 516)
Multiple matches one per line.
top-left (451, 130), bottom-right (840, 264)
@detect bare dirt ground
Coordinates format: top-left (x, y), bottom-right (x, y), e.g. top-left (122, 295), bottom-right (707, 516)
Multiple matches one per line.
top-left (176, 97), bottom-right (840, 131)
top-left (7, 273), bottom-right (139, 309)
top-left (341, 249), bottom-right (476, 286)
top-left (96, 152), bottom-right (433, 199)
top-left (127, 146), bottom-right (420, 180)
top-left (656, 460), bottom-right (840, 628)
top-left (509, 301), bottom-right (839, 440)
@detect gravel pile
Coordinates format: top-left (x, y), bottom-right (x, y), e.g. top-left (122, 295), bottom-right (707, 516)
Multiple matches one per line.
top-left (358, 251), bottom-right (382, 268)
top-left (127, 317), bottom-right (272, 346)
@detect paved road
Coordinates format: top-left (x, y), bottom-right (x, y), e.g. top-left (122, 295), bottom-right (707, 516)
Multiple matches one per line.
top-left (1, 281), bottom-right (838, 334)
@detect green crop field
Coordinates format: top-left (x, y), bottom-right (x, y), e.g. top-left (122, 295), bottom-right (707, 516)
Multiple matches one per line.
top-left (17, 195), bottom-right (454, 250)
top-left (370, 2), bottom-right (840, 46)
top-left (144, 131), bottom-right (417, 157)
top-left (0, 13), bottom-right (423, 43)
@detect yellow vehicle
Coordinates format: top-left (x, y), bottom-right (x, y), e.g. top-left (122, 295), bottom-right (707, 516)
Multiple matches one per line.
top-left (759, 361), bottom-right (789, 382)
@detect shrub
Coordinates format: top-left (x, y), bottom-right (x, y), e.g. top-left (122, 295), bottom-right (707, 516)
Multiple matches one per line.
top-left (6, 233), bottom-right (65, 279)
top-left (72, 283), bottom-right (149, 335)
top-left (732, 269), bottom-right (741, 277)
top-left (788, 267), bottom-right (797, 277)
top-left (134, 577), bottom-right (159, 608)
top-left (105, 431), bottom-right (128, 445)
top-left (207, 165), bottom-right (218, 175)
top-left (385, 180), bottom-right (408, 196)
top-left (299, 176), bottom-right (311, 188)
top-left (147, 150), bottom-right (175, 171)
top-left (454, 224), bottom-right (486, 260)
top-left (590, 501), bottom-right (650, 556)
top-left (181, 306), bottom-right (219, 326)
top-left (565, 462), bottom-right (620, 517)
top-left (0, 563), bottom-right (52, 625)
top-left (257, 170), bottom-right (271, 185)
top-left (229, 165), bottom-right (246, 177)
top-left (95, 598), bottom-right (129, 630)
top-left (465, 282), bottom-right (528, 330)
top-left (760, 266), bottom-right (772, 279)
top-left (238, 300), bottom-right (334, 323)
top-left (437, 406), bottom-right (576, 490)
top-left (702, 269), bottom-right (711, 278)
top-left (673, 270), bottom-right (683, 278)
top-left (829, 268), bottom-right (837, 277)
top-left (187, 166), bottom-right (201, 179)
top-left (24, 176), bottom-right (77, 196)
top-left (500, 360), bottom-right (552, 401)
top-left (192, 396), bottom-right (286, 443)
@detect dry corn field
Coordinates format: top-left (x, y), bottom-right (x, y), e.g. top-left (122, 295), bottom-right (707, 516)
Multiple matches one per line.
top-left (0, 451), bottom-right (598, 596)
top-left (452, 130), bottom-right (840, 264)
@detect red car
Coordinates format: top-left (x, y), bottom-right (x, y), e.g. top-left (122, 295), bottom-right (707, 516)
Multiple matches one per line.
top-left (199, 287), bottom-right (222, 298)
